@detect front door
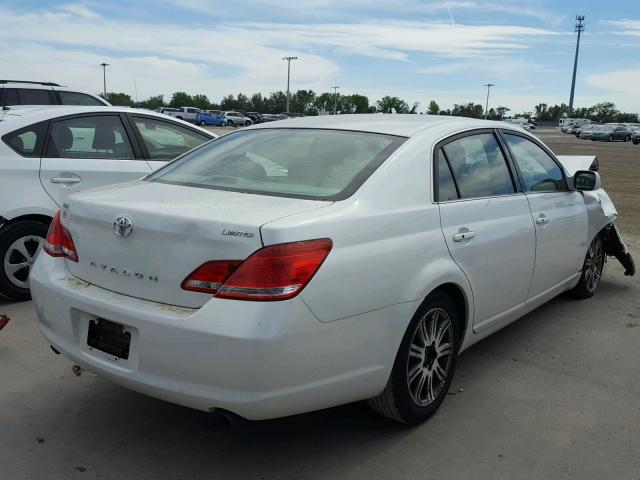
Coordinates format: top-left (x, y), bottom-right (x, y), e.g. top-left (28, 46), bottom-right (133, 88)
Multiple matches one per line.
top-left (40, 114), bottom-right (152, 207)
top-left (501, 131), bottom-right (588, 299)
top-left (435, 131), bottom-right (536, 333)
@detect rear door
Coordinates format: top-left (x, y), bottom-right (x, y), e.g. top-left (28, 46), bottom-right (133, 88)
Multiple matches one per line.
top-left (127, 115), bottom-right (213, 171)
top-left (40, 113), bottom-right (152, 207)
top-left (500, 131), bottom-right (587, 299)
top-left (436, 130), bottom-right (536, 333)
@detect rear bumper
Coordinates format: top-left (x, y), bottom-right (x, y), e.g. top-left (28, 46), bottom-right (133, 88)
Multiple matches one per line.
top-left (30, 254), bottom-right (407, 419)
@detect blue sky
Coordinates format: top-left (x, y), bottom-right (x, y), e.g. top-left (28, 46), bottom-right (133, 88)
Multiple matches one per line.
top-left (1, 0), bottom-right (639, 113)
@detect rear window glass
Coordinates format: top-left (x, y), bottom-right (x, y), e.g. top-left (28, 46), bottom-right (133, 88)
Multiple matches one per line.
top-left (148, 128), bottom-right (406, 200)
top-left (58, 91), bottom-right (105, 106)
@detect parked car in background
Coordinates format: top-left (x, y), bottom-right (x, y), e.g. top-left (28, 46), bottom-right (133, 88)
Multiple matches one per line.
top-left (161, 107), bottom-right (201, 123)
top-left (206, 110), bottom-right (222, 117)
top-left (632, 130), bottom-right (640, 145)
top-left (223, 111), bottom-right (252, 126)
top-left (30, 115), bottom-right (634, 424)
top-left (0, 80), bottom-right (110, 107)
top-left (196, 111), bottom-right (227, 127)
top-left (0, 106), bottom-right (215, 300)
top-left (578, 125), bottom-right (604, 140)
top-left (574, 124), bottom-right (599, 138)
top-left (590, 125), bottom-right (632, 142)
top-left (560, 118), bottom-right (591, 132)
top-left (245, 112), bottom-right (262, 124)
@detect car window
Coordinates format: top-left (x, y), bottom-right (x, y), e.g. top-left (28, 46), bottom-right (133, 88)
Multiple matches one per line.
top-left (2, 121), bottom-right (48, 157)
top-left (2, 88), bottom-right (19, 105)
top-left (503, 133), bottom-right (567, 192)
top-left (148, 128), bottom-right (405, 200)
top-left (132, 116), bottom-right (211, 160)
top-left (436, 149), bottom-right (459, 201)
top-left (46, 115), bottom-right (135, 159)
top-left (20, 88), bottom-right (54, 105)
top-left (441, 133), bottom-right (515, 199)
top-left (58, 91), bottom-right (105, 106)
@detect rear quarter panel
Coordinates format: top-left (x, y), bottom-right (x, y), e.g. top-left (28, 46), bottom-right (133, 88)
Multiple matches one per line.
top-left (260, 133), bottom-right (474, 326)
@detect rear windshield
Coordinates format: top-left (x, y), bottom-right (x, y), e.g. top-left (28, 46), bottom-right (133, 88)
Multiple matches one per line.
top-left (147, 128), bottom-right (406, 200)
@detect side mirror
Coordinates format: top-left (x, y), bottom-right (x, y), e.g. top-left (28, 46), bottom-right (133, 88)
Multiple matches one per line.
top-left (573, 170), bottom-right (601, 191)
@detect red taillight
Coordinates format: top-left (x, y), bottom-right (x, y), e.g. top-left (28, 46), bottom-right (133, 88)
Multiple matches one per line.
top-left (181, 239), bottom-right (332, 301)
top-left (181, 260), bottom-right (243, 294)
top-left (43, 211), bottom-right (78, 262)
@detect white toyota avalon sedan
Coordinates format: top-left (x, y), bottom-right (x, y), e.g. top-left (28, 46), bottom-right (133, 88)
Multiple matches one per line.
top-left (30, 115), bottom-right (635, 424)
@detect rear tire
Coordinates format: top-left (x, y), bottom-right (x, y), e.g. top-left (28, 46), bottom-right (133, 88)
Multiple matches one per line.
top-left (571, 234), bottom-right (605, 299)
top-left (625, 135), bottom-right (631, 142)
top-left (608, 135), bottom-right (613, 142)
top-left (0, 221), bottom-right (49, 301)
top-left (368, 291), bottom-right (460, 424)
top-left (199, 120), bottom-right (206, 126)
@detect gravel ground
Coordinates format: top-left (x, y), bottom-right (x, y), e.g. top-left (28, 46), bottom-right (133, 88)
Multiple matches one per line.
top-left (1, 127), bottom-right (638, 480)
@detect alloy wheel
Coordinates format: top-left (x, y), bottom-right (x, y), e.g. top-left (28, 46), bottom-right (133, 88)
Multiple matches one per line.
top-left (407, 307), bottom-right (454, 406)
top-left (584, 237), bottom-right (604, 293)
top-left (3, 235), bottom-right (43, 289)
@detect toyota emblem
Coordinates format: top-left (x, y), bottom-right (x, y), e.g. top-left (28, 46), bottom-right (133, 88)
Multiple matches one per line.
top-left (113, 217), bottom-right (133, 238)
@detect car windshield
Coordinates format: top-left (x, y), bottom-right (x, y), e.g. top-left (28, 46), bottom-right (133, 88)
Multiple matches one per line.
top-left (147, 128), bottom-right (406, 200)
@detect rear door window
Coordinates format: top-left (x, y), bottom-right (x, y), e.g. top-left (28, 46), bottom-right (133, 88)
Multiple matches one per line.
top-left (441, 133), bottom-right (515, 199)
top-left (16, 88), bottom-right (55, 105)
top-left (46, 115), bottom-right (136, 159)
top-left (435, 149), bottom-right (459, 201)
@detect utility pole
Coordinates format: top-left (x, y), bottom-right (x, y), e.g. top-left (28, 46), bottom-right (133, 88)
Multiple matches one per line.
top-left (99, 62), bottom-right (109, 99)
top-left (282, 56), bottom-right (298, 114)
top-left (568, 15), bottom-right (585, 117)
top-left (483, 83), bottom-right (495, 119)
top-left (331, 86), bottom-right (340, 115)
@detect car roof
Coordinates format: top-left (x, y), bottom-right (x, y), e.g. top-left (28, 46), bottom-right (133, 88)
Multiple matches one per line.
top-left (0, 106), bottom-right (215, 136)
top-left (248, 113), bottom-right (518, 138)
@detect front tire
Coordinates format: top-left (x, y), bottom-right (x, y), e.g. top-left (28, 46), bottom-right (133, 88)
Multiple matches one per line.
top-left (0, 221), bottom-right (49, 301)
top-left (199, 120), bottom-right (206, 126)
top-left (571, 234), bottom-right (605, 299)
top-left (368, 292), bottom-right (460, 424)
top-left (608, 135), bottom-right (613, 142)
top-left (625, 135), bottom-right (631, 142)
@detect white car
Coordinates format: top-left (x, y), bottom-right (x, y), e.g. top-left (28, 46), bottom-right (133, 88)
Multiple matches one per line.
top-left (1, 80), bottom-right (110, 107)
top-left (30, 115), bottom-right (635, 423)
top-left (0, 106), bottom-right (215, 300)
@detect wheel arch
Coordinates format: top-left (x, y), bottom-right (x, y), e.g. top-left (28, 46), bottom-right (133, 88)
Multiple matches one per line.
top-left (417, 281), bottom-right (471, 351)
top-left (1, 213), bottom-right (52, 232)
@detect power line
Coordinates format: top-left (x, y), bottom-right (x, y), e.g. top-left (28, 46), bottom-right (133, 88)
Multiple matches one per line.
top-left (568, 15), bottom-right (585, 117)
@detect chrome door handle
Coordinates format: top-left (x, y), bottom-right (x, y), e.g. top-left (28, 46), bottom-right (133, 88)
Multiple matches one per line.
top-left (535, 216), bottom-right (549, 225)
top-left (452, 231), bottom-right (476, 242)
top-left (50, 177), bottom-right (81, 184)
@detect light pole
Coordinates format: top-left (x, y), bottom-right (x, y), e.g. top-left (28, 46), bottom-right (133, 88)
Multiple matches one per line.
top-left (483, 83), bottom-right (495, 119)
top-left (568, 15), bottom-right (585, 117)
top-left (99, 63), bottom-right (109, 99)
top-left (282, 56), bottom-right (298, 114)
top-left (331, 86), bottom-right (340, 115)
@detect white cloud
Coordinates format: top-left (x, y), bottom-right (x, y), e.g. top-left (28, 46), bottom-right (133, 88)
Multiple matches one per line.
top-left (58, 3), bottom-right (100, 19)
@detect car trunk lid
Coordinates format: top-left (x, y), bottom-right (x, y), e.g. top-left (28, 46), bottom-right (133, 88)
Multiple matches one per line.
top-left (63, 181), bottom-right (330, 308)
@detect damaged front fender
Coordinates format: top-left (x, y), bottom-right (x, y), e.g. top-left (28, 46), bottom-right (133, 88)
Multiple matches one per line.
top-left (604, 223), bottom-right (635, 277)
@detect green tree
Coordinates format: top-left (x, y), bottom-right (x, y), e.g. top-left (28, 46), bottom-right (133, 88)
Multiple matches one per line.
top-left (427, 100), bottom-right (440, 115)
top-left (105, 92), bottom-right (133, 107)
top-left (615, 112), bottom-right (639, 123)
top-left (135, 94), bottom-right (165, 110)
top-left (348, 94), bottom-right (371, 113)
top-left (486, 105), bottom-right (510, 120)
top-left (451, 103), bottom-right (484, 118)
top-left (591, 102), bottom-right (619, 123)
top-left (376, 96), bottom-right (410, 113)
top-left (191, 94), bottom-right (211, 110)
top-left (169, 91), bottom-right (194, 108)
